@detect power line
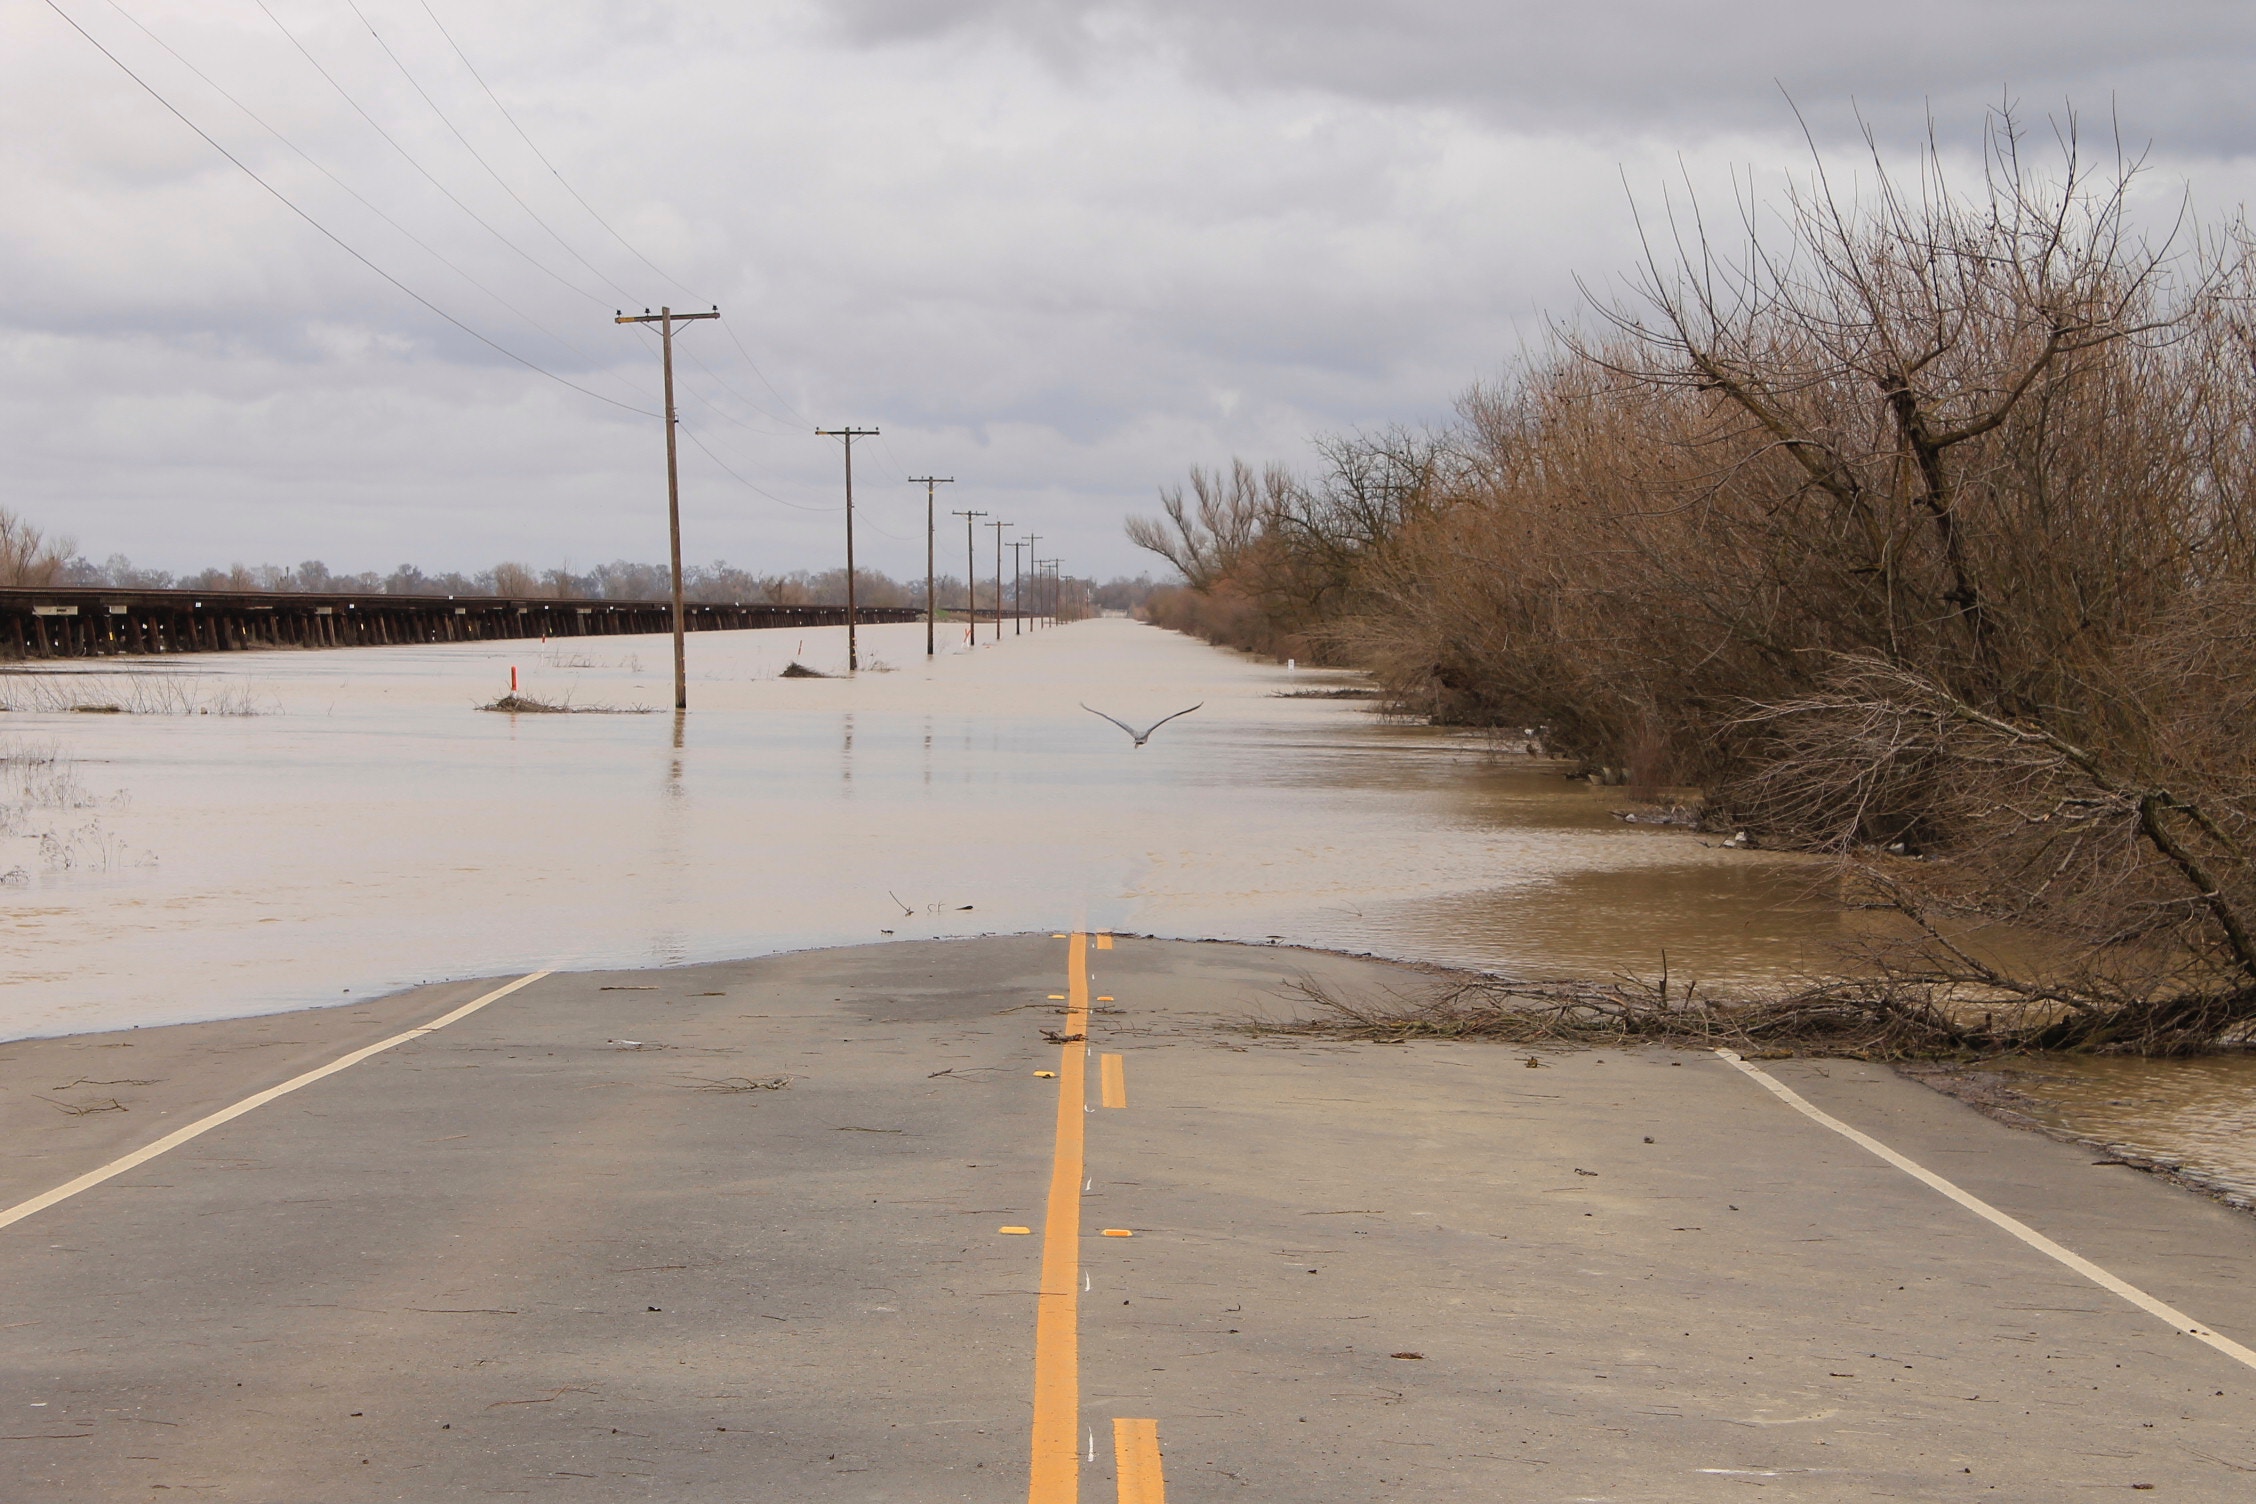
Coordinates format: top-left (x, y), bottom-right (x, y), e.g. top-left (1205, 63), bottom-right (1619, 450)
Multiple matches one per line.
top-left (674, 341), bottom-right (809, 433)
top-left (339, 0), bottom-right (637, 305)
top-left (675, 419), bottom-right (835, 512)
top-left (413, 0), bottom-right (697, 300)
top-left (407, 4), bottom-right (824, 453)
top-left (376, 4), bottom-right (838, 501)
top-left (671, 360), bottom-right (804, 439)
top-left (249, 0), bottom-right (609, 308)
top-left (361, 7), bottom-right (845, 512)
top-left (874, 429), bottom-right (913, 485)
top-left (38, 0), bottom-right (656, 415)
top-left (853, 511), bottom-right (916, 544)
top-left (95, 0), bottom-right (646, 407)
top-left (623, 322), bottom-right (800, 437)
top-left (666, 376), bottom-right (907, 532)
top-left (717, 315), bottom-right (812, 428)
top-left (641, 334), bottom-right (888, 526)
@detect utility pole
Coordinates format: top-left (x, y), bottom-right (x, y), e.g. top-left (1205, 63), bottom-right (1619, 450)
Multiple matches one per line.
top-left (909, 477), bottom-right (954, 657)
top-left (987, 520), bottom-right (1011, 645)
top-left (1008, 540), bottom-right (1028, 636)
top-left (614, 304), bottom-right (718, 711)
top-left (1023, 534), bottom-right (1041, 630)
top-left (814, 426), bottom-right (880, 671)
top-left (952, 509), bottom-right (987, 644)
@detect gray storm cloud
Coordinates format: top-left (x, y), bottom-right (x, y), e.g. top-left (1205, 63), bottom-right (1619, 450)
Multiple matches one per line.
top-left (829, 1), bottom-right (2256, 146)
top-left (3, 1), bottom-right (2248, 580)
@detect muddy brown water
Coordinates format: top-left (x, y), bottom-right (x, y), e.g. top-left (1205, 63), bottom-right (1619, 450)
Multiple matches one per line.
top-left (1984, 1054), bottom-right (2256, 1203)
top-left (1, 616), bottom-right (2247, 1199)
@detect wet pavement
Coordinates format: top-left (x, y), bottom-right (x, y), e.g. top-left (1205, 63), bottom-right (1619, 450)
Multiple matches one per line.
top-left (2, 936), bottom-right (2250, 1501)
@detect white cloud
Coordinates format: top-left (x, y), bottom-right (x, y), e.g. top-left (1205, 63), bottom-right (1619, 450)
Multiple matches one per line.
top-left (4, 0), bottom-right (2252, 581)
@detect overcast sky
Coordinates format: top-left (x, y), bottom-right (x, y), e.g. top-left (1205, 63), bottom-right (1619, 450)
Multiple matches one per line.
top-left (6, 2), bottom-right (2254, 582)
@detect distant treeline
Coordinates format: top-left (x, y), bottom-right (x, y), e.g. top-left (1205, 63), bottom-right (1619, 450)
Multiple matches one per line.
top-left (56, 553), bottom-right (973, 608)
top-left (1129, 111), bottom-right (2256, 1051)
top-left (1, 514), bottom-right (1159, 614)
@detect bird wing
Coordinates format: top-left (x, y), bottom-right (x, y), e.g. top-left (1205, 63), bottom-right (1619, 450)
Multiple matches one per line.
top-left (1140, 703), bottom-right (1204, 737)
top-left (1081, 704), bottom-right (1144, 740)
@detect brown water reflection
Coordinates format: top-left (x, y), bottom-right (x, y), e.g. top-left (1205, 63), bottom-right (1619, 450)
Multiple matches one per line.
top-left (1383, 863), bottom-right (1848, 985)
top-left (1992, 1055), bottom-right (2256, 1204)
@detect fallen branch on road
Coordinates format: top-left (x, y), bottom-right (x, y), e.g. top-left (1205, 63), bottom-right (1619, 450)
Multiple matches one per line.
top-left (1255, 970), bottom-right (2256, 1059)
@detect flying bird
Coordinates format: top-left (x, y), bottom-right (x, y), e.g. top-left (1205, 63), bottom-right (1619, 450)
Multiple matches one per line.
top-left (1081, 702), bottom-right (1203, 747)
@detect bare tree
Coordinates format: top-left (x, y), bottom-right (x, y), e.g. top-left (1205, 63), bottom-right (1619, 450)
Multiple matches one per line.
top-left (1193, 106), bottom-right (2256, 1045)
top-left (0, 507), bottom-right (73, 587)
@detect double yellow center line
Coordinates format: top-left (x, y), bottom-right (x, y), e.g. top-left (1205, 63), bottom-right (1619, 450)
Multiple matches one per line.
top-left (1028, 932), bottom-right (1164, 1503)
top-left (1028, 932), bottom-right (1092, 1498)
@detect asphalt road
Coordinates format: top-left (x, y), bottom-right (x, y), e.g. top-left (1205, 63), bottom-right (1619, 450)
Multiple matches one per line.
top-left (2, 934), bottom-right (2252, 1501)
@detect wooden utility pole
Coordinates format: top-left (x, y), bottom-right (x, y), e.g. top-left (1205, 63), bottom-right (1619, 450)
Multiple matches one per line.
top-left (614, 304), bottom-right (718, 710)
top-left (952, 509), bottom-right (986, 644)
top-left (1022, 534), bottom-right (1041, 630)
top-left (815, 426), bottom-right (880, 671)
top-left (909, 476), bottom-right (954, 657)
top-left (1008, 540), bottom-right (1027, 636)
top-left (987, 520), bottom-right (1011, 645)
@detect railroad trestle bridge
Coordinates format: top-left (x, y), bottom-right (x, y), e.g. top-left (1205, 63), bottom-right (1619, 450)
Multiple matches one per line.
top-left (0, 587), bottom-right (927, 660)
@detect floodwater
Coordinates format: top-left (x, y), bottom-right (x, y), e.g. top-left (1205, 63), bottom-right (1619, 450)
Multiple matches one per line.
top-left (0, 616), bottom-right (1840, 1041)
top-left (1990, 1054), bottom-right (2256, 1203)
top-left (3, 616), bottom-right (2248, 1198)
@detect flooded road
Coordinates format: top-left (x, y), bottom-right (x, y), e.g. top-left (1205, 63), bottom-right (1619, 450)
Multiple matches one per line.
top-left (0, 617), bottom-right (1840, 1040)
top-left (4, 616), bottom-right (2248, 1204)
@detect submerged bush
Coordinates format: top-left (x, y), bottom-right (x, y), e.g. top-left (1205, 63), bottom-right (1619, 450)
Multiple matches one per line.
top-left (1133, 109), bottom-right (2256, 1048)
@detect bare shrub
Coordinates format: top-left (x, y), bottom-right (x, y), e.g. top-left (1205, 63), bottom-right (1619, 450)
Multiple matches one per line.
top-left (1130, 433), bottom-right (1454, 661)
top-left (0, 674), bottom-right (266, 716)
top-left (0, 507), bottom-right (73, 587)
top-left (0, 738), bottom-right (144, 874)
top-left (1739, 638), bottom-right (2256, 1050)
top-left (1148, 107), bottom-right (2256, 1048)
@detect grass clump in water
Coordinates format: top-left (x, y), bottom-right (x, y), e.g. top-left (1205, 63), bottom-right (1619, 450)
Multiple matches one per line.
top-left (482, 692), bottom-right (570, 714)
top-left (478, 692), bottom-right (654, 715)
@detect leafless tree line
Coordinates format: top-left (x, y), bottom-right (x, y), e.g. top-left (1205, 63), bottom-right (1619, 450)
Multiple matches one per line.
top-left (0, 522), bottom-right (995, 610)
top-left (1127, 427), bottom-right (1455, 657)
top-left (1133, 110), bottom-right (2256, 1050)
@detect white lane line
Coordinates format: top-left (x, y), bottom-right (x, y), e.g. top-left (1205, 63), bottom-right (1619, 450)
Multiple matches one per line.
top-left (1716, 1048), bottom-right (2256, 1374)
top-left (0, 971), bottom-right (550, 1235)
